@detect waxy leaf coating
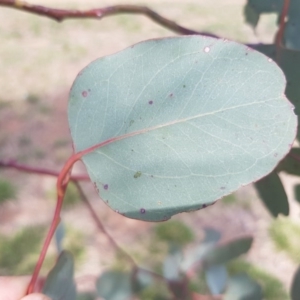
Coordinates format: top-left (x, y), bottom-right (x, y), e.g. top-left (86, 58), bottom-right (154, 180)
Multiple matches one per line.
top-left (69, 36), bottom-right (297, 221)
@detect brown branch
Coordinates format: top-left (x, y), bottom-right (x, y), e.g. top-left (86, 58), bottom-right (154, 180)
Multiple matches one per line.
top-left (0, 159), bottom-right (89, 181)
top-left (0, 0), bottom-right (216, 37)
top-left (275, 0), bottom-right (290, 61)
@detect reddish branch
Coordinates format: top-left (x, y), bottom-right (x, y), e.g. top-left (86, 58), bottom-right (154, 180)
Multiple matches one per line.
top-left (0, 0), bottom-right (216, 37)
top-left (0, 159), bottom-right (89, 181)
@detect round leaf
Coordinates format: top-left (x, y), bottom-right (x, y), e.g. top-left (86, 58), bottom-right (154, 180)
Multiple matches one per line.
top-left (96, 270), bottom-right (132, 300)
top-left (69, 36), bottom-right (297, 221)
top-left (205, 264), bottom-right (228, 295)
top-left (224, 273), bottom-right (262, 300)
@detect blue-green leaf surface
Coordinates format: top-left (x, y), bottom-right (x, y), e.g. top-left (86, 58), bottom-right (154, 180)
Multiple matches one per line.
top-left (205, 264), bottom-right (228, 295)
top-left (42, 251), bottom-right (76, 300)
top-left (69, 36), bottom-right (297, 221)
top-left (224, 273), bottom-right (262, 300)
top-left (96, 270), bottom-right (132, 300)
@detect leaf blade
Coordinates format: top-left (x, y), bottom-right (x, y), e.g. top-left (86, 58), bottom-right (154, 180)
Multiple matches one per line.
top-left (69, 36), bottom-right (297, 221)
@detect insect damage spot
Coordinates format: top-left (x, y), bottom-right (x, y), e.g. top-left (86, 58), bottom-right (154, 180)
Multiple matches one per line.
top-left (140, 208), bottom-right (146, 214)
top-left (103, 184), bottom-right (109, 190)
top-left (134, 171), bottom-right (142, 178)
top-left (148, 100), bottom-right (153, 105)
top-left (82, 91), bottom-right (88, 97)
top-left (204, 46), bottom-right (210, 53)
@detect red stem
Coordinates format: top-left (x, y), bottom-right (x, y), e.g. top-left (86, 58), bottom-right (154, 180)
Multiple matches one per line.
top-left (0, 159), bottom-right (89, 181)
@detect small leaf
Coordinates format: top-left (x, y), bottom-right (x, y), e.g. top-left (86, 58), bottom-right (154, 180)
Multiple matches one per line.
top-left (294, 184), bottom-right (300, 204)
top-left (244, 4), bottom-right (259, 29)
top-left (133, 268), bottom-right (153, 293)
top-left (202, 236), bottom-right (253, 267)
top-left (254, 171), bottom-right (289, 217)
top-left (76, 292), bottom-right (96, 300)
top-left (54, 221), bottom-right (65, 254)
top-left (224, 273), bottom-right (262, 300)
top-left (96, 270), bottom-right (132, 300)
top-left (277, 148), bottom-right (300, 176)
top-left (203, 228), bottom-right (221, 244)
top-left (42, 251), bottom-right (76, 300)
top-left (291, 266), bottom-right (300, 300)
top-left (69, 36), bottom-right (297, 221)
top-left (163, 252), bottom-right (182, 281)
top-left (205, 264), bottom-right (228, 295)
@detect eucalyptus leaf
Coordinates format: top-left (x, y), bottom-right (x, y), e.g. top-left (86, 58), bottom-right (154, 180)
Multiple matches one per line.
top-left (205, 264), bottom-right (228, 295)
top-left (277, 148), bottom-right (300, 176)
top-left (254, 171), bottom-right (289, 217)
top-left (54, 221), bottom-right (65, 254)
top-left (163, 252), bottom-right (182, 281)
top-left (202, 236), bottom-right (253, 267)
top-left (96, 270), bottom-right (132, 300)
top-left (42, 251), bottom-right (76, 300)
top-left (224, 273), bottom-right (262, 300)
top-left (69, 36), bottom-right (297, 221)
top-left (291, 265), bottom-right (300, 300)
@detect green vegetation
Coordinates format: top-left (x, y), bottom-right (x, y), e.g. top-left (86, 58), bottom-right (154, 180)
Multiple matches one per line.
top-left (269, 217), bottom-right (300, 263)
top-left (154, 220), bottom-right (194, 246)
top-left (0, 178), bottom-right (16, 204)
top-left (0, 226), bottom-right (47, 275)
top-left (228, 259), bottom-right (289, 300)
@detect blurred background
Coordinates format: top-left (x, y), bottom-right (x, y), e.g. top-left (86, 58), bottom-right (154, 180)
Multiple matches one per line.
top-left (0, 0), bottom-right (298, 299)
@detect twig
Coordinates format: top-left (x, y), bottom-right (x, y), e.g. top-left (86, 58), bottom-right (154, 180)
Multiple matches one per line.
top-left (0, 159), bottom-right (89, 181)
top-left (275, 0), bottom-right (290, 61)
top-left (73, 180), bottom-right (136, 266)
top-left (0, 0), bottom-right (217, 37)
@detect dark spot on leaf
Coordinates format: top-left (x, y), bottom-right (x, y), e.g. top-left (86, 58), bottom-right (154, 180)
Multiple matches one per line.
top-left (150, 175), bottom-right (154, 178)
top-left (183, 85), bottom-right (186, 88)
top-left (220, 186), bottom-right (226, 190)
top-left (148, 100), bottom-right (153, 105)
top-left (88, 89), bottom-right (91, 92)
top-left (274, 153), bottom-right (278, 157)
top-left (129, 120), bottom-right (134, 126)
top-left (103, 184), bottom-right (109, 190)
top-left (169, 93), bottom-right (173, 98)
top-left (134, 171), bottom-right (142, 178)
top-left (140, 208), bottom-right (146, 214)
top-left (82, 91), bottom-right (88, 97)
top-left (245, 52), bottom-right (248, 56)
top-left (202, 204), bottom-right (207, 208)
